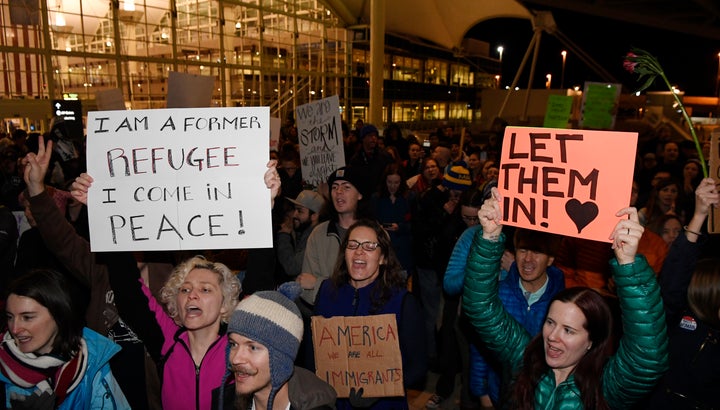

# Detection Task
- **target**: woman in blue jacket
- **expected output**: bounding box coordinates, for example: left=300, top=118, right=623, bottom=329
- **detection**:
left=0, top=269, right=129, bottom=409
left=310, top=219, right=426, bottom=410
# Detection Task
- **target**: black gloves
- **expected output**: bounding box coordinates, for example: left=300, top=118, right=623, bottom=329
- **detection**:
left=348, top=387, right=379, bottom=409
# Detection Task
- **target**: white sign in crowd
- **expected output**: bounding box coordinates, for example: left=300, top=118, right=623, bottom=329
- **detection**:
left=86, top=106, right=273, bottom=252
left=296, top=95, right=345, bottom=187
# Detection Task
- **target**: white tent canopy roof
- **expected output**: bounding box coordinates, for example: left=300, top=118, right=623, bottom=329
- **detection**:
left=322, top=0, right=533, bottom=50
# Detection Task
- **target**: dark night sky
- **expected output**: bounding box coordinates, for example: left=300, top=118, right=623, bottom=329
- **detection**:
left=467, top=9, right=720, bottom=96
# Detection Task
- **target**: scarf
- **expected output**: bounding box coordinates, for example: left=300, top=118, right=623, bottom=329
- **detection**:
left=0, top=331, right=88, bottom=405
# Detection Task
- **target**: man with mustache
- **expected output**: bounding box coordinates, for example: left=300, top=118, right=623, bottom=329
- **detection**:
left=216, top=282, right=336, bottom=410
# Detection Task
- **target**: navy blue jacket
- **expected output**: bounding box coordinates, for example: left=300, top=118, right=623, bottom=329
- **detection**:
left=310, top=279, right=426, bottom=410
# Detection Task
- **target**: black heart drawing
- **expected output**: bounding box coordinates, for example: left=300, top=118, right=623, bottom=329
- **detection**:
left=565, top=199, right=599, bottom=234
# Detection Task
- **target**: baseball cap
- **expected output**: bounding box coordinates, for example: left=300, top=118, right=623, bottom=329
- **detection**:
left=286, top=190, right=325, bottom=213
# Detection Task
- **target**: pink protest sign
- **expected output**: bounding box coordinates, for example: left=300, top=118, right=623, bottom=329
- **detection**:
left=498, top=126, right=637, bottom=242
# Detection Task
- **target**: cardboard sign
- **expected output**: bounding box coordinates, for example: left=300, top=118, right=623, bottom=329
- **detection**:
left=95, top=89, right=126, bottom=111
left=710, top=131, right=720, bottom=233
left=166, top=71, right=214, bottom=108
left=498, top=126, right=637, bottom=242
left=296, top=95, right=345, bottom=187
left=86, top=107, right=273, bottom=252
left=311, top=314, right=404, bottom=398
left=580, top=82, right=621, bottom=130
left=270, top=117, right=281, bottom=152
left=543, top=94, right=573, bottom=129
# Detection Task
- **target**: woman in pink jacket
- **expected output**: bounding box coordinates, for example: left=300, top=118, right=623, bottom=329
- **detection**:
left=70, top=163, right=280, bottom=410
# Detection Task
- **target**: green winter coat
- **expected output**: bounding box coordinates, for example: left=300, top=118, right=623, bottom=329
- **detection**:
left=462, top=231, right=668, bottom=409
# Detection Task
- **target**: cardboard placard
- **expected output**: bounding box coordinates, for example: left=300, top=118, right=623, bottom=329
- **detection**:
left=498, top=126, right=637, bottom=242
left=270, top=117, right=281, bottom=152
left=95, top=88, right=126, bottom=111
left=710, top=131, right=720, bottom=233
left=86, top=106, right=272, bottom=251
left=296, top=95, right=345, bottom=187
left=311, top=314, right=404, bottom=398
left=166, top=71, right=214, bottom=108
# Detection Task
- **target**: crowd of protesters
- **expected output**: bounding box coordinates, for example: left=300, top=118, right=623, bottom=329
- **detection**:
left=0, top=116, right=718, bottom=410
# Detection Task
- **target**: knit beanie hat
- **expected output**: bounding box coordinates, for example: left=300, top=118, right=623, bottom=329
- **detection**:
left=442, top=164, right=472, bottom=191
left=327, top=166, right=362, bottom=191
left=359, top=124, right=379, bottom=140
left=222, top=282, right=303, bottom=410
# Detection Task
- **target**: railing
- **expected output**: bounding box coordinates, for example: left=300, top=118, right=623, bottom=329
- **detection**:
left=269, top=77, right=311, bottom=117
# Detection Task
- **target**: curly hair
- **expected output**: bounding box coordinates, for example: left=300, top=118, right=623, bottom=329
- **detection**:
left=330, top=219, right=406, bottom=313
left=160, top=256, right=241, bottom=326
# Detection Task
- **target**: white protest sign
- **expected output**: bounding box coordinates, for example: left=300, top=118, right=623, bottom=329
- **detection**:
left=86, top=107, right=273, bottom=252
left=296, top=95, right=345, bottom=187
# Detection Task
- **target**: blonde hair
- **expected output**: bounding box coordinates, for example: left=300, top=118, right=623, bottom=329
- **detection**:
left=160, top=256, right=241, bottom=325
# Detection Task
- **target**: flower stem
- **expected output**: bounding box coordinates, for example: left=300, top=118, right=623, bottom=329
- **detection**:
left=659, top=73, right=708, bottom=178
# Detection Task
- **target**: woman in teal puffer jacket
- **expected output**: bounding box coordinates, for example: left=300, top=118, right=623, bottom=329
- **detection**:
left=463, top=188, right=668, bottom=410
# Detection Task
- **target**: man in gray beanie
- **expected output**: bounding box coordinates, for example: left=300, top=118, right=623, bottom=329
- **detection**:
left=217, top=282, right=336, bottom=410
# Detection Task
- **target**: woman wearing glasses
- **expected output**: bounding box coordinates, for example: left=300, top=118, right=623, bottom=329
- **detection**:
left=309, top=219, right=427, bottom=410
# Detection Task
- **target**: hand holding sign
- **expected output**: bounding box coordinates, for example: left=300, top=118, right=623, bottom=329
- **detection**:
left=694, top=178, right=720, bottom=220
left=479, top=187, right=504, bottom=241
left=71, top=173, right=93, bottom=205
left=609, top=207, right=642, bottom=265
left=264, top=159, right=281, bottom=207
left=349, top=388, right=379, bottom=408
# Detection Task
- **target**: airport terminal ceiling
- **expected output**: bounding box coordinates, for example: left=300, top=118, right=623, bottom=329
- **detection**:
left=322, top=0, right=720, bottom=49
left=517, top=0, right=720, bottom=41
left=320, top=0, right=533, bottom=50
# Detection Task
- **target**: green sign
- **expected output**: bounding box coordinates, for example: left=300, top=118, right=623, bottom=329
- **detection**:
left=543, top=94, right=573, bottom=128
left=581, top=82, right=621, bottom=130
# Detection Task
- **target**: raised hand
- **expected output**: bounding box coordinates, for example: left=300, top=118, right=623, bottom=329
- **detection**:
left=264, top=159, right=281, bottom=207
left=693, top=177, right=719, bottom=218
left=610, top=207, right=643, bottom=265
left=683, top=177, right=720, bottom=243
left=71, top=173, right=94, bottom=205
left=478, top=187, right=503, bottom=240
left=21, top=135, right=53, bottom=196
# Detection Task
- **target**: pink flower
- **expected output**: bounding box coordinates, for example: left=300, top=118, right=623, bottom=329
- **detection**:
left=623, top=53, right=638, bottom=73
left=624, top=48, right=708, bottom=178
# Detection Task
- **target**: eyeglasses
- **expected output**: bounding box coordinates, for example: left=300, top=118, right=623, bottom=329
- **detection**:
left=462, top=215, right=479, bottom=223
left=346, top=240, right=379, bottom=251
